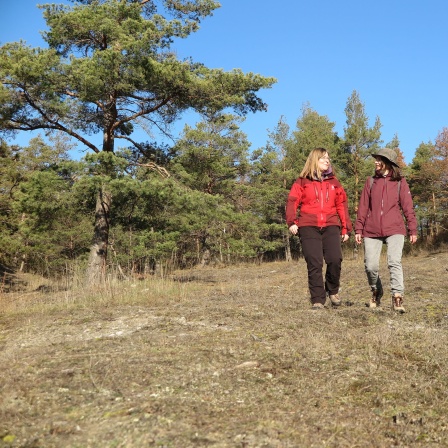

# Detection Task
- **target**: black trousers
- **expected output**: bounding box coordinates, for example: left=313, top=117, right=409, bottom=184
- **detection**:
left=299, top=226, right=343, bottom=305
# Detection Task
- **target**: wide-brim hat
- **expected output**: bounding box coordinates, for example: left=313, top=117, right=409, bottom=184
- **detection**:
left=371, top=147, right=399, bottom=167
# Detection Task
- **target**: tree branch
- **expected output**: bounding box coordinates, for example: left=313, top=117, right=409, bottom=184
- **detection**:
left=112, top=97, right=172, bottom=128
left=13, top=90, right=101, bottom=153
left=131, top=160, right=170, bottom=178
left=114, top=135, right=170, bottom=178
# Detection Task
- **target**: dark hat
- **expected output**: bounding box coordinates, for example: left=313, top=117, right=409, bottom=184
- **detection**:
left=371, top=147, right=399, bottom=167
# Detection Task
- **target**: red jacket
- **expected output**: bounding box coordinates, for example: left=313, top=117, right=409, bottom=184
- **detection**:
left=286, top=174, right=352, bottom=235
left=355, top=174, right=417, bottom=237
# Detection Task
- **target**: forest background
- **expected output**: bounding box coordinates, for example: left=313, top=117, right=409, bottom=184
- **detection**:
left=0, top=0, right=447, bottom=286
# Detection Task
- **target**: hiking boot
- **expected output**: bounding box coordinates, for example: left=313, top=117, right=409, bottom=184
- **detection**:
left=329, top=294, right=341, bottom=307
left=311, top=303, right=325, bottom=310
left=392, top=294, right=405, bottom=313
left=369, top=287, right=383, bottom=308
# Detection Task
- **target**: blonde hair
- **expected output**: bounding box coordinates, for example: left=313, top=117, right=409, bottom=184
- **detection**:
left=300, top=148, right=329, bottom=180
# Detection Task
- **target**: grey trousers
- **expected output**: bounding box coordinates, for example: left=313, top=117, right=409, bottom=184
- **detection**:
left=363, top=235, right=405, bottom=296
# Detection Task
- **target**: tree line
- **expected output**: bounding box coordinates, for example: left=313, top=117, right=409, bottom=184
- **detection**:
left=1, top=1, right=447, bottom=283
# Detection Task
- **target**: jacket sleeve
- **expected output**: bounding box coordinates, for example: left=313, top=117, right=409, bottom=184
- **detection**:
left=334, top=184, right=352, bottom=235
left=285, top=178, right=303, bottom=227
left=399, top=178, right=418, bottom=235
left=340, top=187, right=353, bottom=234
left=355, top=178, right=371, bottom=235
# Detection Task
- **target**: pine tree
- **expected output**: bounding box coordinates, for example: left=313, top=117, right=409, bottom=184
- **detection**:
left=340, top=90, right=382, bottom=214
left=0, top=0, right=276, bottom=284
left=408, top=141, right=439, bottom=240
left=171, top=113, right=250, bottom=196
left=0, top=136, right=91, bottom=275
left=290, top=103, right=339, bottom=167
left=249, top=117, right=295, bottom=261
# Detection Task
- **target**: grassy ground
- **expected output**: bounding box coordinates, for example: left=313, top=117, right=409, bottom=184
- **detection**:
left=1, top=249, right=448, bottom=447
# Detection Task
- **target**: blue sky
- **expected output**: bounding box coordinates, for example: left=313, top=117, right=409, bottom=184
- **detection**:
left=1, top=0, right=447, bottom=164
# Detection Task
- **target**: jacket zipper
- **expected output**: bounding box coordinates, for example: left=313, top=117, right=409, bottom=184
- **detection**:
left=380, top=177, right=386, bottom=235
left=320, top=182, right=325, bottom=226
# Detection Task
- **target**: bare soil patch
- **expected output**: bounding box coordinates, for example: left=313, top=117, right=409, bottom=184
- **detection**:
left=1, top=251, right=448, bottom=447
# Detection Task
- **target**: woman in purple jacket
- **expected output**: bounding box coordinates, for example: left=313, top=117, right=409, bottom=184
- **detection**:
left=355, top=148, right=418, bottom=313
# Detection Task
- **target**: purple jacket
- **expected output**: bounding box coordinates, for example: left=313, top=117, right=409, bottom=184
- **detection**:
left=355, top=174, right=417, bottom=237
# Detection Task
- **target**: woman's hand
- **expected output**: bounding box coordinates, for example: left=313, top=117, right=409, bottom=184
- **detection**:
left=341, top=234, right=349, bottom=243
left=289, top=224, right=298, bottom=235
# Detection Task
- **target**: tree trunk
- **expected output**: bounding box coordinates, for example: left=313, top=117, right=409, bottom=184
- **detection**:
left=432, top=192, right=439, bottom=235
left=86, top=112, right=116, bottom=285
left=86, top=186, right=112, bottom=285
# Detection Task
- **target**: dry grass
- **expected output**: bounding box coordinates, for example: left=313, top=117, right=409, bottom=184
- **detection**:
left=1, top=250, right=448, bottom=447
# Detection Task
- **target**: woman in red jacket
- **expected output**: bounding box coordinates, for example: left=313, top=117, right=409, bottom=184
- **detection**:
left=286, top=148, right=352, bottom=310
left=355, top=148, right=418, bottom=313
